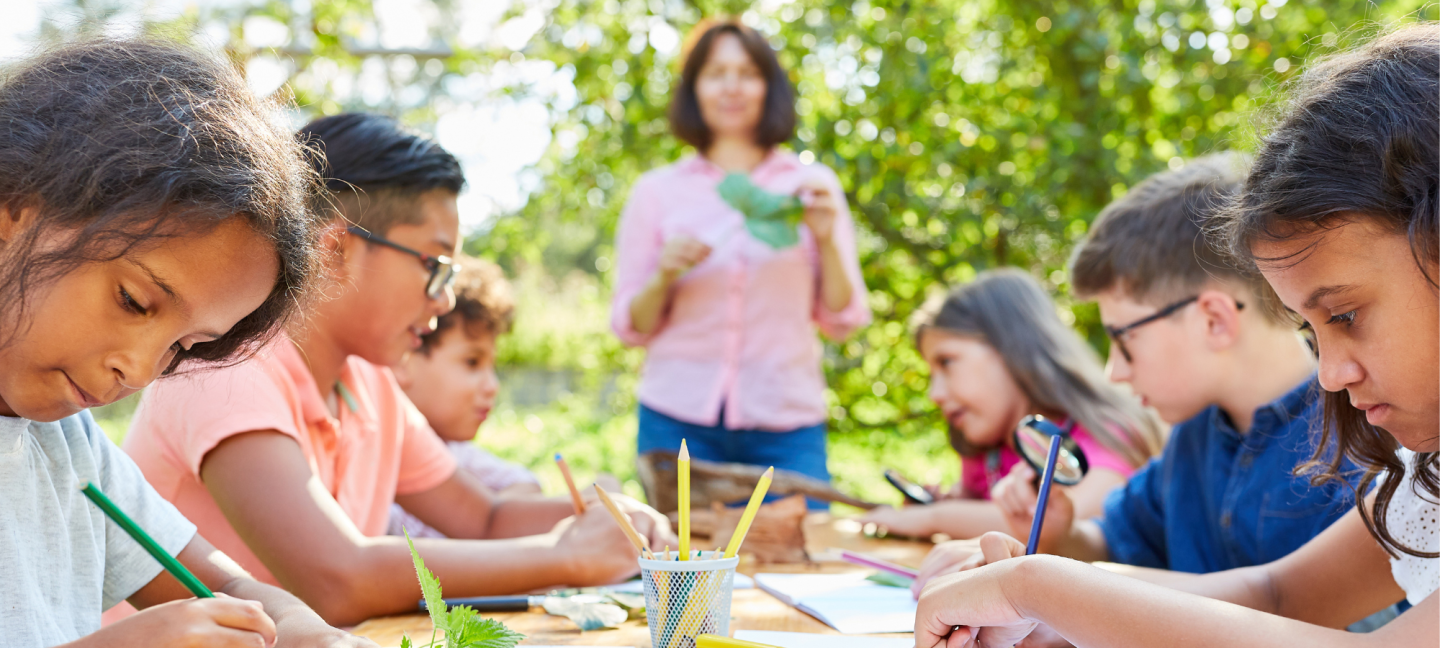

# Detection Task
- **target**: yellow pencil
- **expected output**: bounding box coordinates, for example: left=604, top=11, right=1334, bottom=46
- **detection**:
left=593, top=484, right=651, bottom=557
left=554, top=453, right=587, bottom=515
left=723, top=466, right=773, bottom=559
left=678, top=440, right=691, bottom=561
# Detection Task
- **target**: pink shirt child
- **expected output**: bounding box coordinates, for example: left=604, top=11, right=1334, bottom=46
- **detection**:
left=612, top=151, right=871, bottom=431
left=960, top=422, right=1137, bottom=500
left=123, top=336, right=457, bottom=586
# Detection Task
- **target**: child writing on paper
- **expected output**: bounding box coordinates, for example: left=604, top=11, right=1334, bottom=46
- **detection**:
left=0, top=39, right=371, bottom=648
left=913, top=25, right=1437, bottom=648
left=914, top=154, right=1379, bottom=622
left=858, top=269, right=1164, bottom=539
left=124, top=112, right=677, bottom=627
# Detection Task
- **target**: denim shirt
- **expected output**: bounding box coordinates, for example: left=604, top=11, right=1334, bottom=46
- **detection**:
left=1100, top=378, right=1359, bottom=572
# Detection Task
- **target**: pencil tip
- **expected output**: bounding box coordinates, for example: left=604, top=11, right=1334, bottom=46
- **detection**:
left=764, top=466, right=775, bottom=475
left=678, top=440, right=689, bottom=460
left=554, top=453, right=563, bottom=462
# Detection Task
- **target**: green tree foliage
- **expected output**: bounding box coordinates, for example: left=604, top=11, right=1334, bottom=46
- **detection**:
left=44, top=0, right=1435, bottom=502
left=479, top=0, right=1432, bottom=450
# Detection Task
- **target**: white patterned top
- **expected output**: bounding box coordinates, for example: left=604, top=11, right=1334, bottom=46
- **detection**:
left=1386, top=448, right=1439, bottom=605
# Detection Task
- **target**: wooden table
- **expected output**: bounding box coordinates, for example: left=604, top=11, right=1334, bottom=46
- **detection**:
left=352, top=515, right=938, bottom=647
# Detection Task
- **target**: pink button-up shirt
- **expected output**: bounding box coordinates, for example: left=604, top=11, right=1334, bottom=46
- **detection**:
left=611, top=151, right=871, bottom=431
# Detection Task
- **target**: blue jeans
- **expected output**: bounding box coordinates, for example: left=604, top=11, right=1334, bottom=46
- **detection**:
left=637, top=404, right=831, bottom=510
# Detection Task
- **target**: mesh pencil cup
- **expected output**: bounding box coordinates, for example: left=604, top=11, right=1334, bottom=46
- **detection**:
left=640, top=551, right=739, bottom=648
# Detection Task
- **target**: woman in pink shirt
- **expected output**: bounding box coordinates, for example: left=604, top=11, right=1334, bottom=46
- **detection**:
left=612, top=20, right=870, bottom=507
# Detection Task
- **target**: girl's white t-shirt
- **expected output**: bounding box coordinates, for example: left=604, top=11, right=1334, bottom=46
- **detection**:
left=0, top=411, right=196, bottom=647
left=1386, top=448, right=1439, bottom=605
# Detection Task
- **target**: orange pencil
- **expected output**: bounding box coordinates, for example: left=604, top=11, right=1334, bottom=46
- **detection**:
left=555, top=453, right=587, bottom=515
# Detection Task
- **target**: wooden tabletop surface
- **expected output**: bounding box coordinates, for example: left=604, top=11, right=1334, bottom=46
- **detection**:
left=351, top=515, right=943, bottom=647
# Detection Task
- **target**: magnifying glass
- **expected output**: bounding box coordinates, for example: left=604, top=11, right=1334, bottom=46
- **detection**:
left=1013, top=415, right=1089, bottom=555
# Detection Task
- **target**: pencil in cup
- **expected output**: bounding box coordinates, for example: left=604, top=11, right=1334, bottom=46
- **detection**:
left=640, top=551, right=739, bottom=648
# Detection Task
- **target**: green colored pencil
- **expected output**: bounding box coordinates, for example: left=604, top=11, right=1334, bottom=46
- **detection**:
left=79, top=481, right=214, bottom=598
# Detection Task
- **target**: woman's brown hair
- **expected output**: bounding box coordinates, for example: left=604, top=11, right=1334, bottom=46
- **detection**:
left=914, top=268, right=1167, bottom=467
left=0, top=38, right=324, bottom=372
left=669, top=19, right=796, bottom=151
left=1216, top=24, right=1438, bottom=558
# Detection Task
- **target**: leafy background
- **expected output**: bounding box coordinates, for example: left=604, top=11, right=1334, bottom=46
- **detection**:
left=48, top=0, right=1433, bottom=508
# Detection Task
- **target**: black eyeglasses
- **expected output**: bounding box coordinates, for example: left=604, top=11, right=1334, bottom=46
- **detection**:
left=1104, top=296, right=1245, bottom=363
left=346, top=225, right=456, bottom=299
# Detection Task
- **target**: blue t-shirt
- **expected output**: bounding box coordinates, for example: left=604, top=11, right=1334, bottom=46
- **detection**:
left=1100, top=378, right=1359, bottom=572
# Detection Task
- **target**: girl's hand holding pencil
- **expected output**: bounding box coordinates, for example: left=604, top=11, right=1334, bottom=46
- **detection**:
left=89, top=596, right=279, bottom=648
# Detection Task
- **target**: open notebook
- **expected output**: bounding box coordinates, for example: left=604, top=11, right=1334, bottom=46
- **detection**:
left=753, top=573, right=917, bottom=634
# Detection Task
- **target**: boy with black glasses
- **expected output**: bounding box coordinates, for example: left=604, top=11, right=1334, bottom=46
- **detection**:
left=916, top=153, right=1362, bottom=592
left=123, top=113, right=675, bottom=625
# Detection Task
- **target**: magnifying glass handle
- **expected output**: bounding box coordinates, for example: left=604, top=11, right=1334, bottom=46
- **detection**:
left=1025, top=435, right=1064, bottom=556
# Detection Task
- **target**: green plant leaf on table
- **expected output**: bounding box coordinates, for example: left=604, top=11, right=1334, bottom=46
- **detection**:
left=717, top=173, right=804, bottom=249
left=865, top=571, right=915, bottom=588
left=403, top=529, right=525, bottom=648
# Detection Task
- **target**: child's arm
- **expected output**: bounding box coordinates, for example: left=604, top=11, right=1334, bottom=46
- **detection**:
left=124, top=536, right=375, bottom=648
left=200, top=430, right=674, bottom=625
left=916, top=542, right=1435, bottom=648
left=857, top=499, right=1009, bottom=539
left=916, top=506, right=1420, bottom=648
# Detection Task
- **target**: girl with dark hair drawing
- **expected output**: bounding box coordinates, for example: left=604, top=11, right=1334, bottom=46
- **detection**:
left=0, top=38, right=373, bottom=647
left=611, top=19, right=870, bottom=507
left=912, top=24, right=1437, bottom=648
left=859, top=269, right=1164, bottom=540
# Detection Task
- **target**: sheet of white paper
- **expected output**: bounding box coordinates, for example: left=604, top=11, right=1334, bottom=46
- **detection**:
left=754, top=573, right=917, bottom=634
left=605, top=572, right=754, bottom=594
left=733, top=630, right=911, bottom=648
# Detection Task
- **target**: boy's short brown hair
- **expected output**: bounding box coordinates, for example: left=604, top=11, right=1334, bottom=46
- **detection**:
left=419, top=255, right=513, bottom=354
left=1069, top=153, right=1287, bottom=324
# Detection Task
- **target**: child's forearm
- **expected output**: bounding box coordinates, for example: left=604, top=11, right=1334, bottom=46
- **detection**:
left=927, top=499, right=1012, bottom=538
left=1015, top=556, right=1367, bottom=648
left=485, top=496, right=577, bottom=538
left=220, top=578, right=370, bottom=647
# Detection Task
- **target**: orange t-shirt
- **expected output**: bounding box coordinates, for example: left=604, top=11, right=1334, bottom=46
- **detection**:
left=123, top=336, right=457, bottom=586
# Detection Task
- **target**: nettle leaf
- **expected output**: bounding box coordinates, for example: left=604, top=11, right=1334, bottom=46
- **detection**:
left=717, top=173, right=804, bottom=249
left=400, top=637, right=413, bottom=648
left=402, top=529, right=526, bottom=648
left=404, top=529, right=448, bottom=632
left=443, top=609, right=526, bottom=648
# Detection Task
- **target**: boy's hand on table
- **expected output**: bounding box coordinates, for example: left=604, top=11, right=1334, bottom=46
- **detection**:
left=857, top=505, right=936, bottom=538
left=913, top=532, right=1037, bottom=648
left=991, top=463, right=1074, bottom=555
left=77, top=595, right=276, bottom=648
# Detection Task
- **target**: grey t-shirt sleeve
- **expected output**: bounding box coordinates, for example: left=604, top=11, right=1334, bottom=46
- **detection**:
left=78, top=411, right=198, bottom=609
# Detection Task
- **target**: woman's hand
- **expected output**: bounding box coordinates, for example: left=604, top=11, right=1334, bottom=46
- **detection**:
left=657, top=236, right=712, bottom=284
left=914, top=532, right=1038, bottom=648
left=798, top=179, right=839, bottom=246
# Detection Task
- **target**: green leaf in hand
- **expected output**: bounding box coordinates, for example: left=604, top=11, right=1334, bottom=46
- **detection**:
left=717, top=173, right=804, bottom=249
